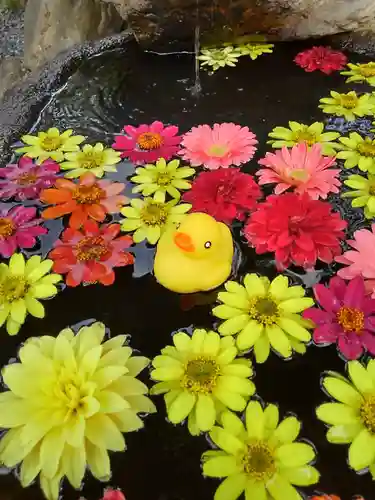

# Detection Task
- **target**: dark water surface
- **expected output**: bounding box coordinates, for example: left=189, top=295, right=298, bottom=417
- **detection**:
left=2, top=41, right=375, bottom=500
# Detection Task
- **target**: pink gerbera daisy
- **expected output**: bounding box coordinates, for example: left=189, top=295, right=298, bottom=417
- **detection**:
left=112, top=121, right=181, bottom=164
left=256, top=143, right=341, bottom=199
left=294, top=46, right=347, bottom=74
left=0, top=205, right=47, bottom=257
left=178, top=123, right=258, bottom=170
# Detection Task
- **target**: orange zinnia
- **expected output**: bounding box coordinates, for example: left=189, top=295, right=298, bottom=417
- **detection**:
left=40, top=172, right=127, bottom=229
left=311, top=496, right=341, bottom=500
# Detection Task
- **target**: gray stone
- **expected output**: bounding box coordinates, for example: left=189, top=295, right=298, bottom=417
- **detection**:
left=0, top=56, right=28, bottom=100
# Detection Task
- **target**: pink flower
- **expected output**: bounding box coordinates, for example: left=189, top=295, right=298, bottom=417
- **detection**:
left=303, top=276, right=375, bottom=360
left=112, top=121, right=181, bottom=164
left=102, top=489, right=126, bottom=500
left=0, top=157, right=60, bottom=201
left=179, top=123, right=258, bottom=170
left=0, top=206, right=47, bottom=257
left=256, top=143, right=341, bottom=200
left=336, top=223, right=375, bottom=298
left=294, top=46, right=348, bottom=74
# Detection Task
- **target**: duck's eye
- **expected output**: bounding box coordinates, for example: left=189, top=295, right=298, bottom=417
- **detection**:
left=204, top=241, right=212, bottom=249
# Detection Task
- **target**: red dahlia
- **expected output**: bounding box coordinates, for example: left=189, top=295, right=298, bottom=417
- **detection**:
left=182, top=168, right=262, bottom=224
left=294, top=46, right=347, bottom=74
left=244, top=193, right=347, bottom=270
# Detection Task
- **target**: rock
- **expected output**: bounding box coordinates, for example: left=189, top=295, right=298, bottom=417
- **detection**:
left=0, top=56, right=28, bottom=100
left=24, top=0, right=123, bottom=71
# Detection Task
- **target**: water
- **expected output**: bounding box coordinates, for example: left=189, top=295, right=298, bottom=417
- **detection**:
left=1, top=40, right=375, bottom=500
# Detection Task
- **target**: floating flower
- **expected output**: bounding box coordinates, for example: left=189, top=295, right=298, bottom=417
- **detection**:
left=15, top=128, right=85, bottom=163
left=212, top=273, right=314, bottom=362
left=131, top=158, right=194, bottom=202
left=150, top=328, right=255, bottom=435
left=0, top=205, right=47, bottom=257
left=198, top=46, right=242, bottom=71
left=244, top=193, right=347, bottom=270
left=102, top=489, right=126, bottom=500
left=267, top=121, right=340, bottom=156
left=341, top=62, right=375, bottom=86
left=336, top=133, right=375, bottom=173
left=237, top=42, right=274, bottom=60
left=0, top=157, right=59, bottom=201
left=49, top=220, right=134, bottom=287
left=316, top=359, right=375, bottom=474
left=120, top=198, right=191, bottom=245
left=182, top=168, right=262, bottom=224
left=310, top=496, right=341, bottom=500
left=113, top=121, right=181, bottom=164
left=0, top=321, right=155, bottom=500
left=257, top=143, right=340, bottom=199
left=319, top=91, right=374, bottom=121
left=336, top=224, right=375, bottom=298
left=0, top=253, right=61, bottom=335
left=303, top=276, right=375, bottom=359
left=179, top=123, right=258, bottom=170
left=203, top=400, right=319, bottom=500
left=342, top=173, right=375, bottom=219
left=40, top=173, right=127, bottom=229
left=60, top=143, right=121, bottom=179
left=294, top=46, right=347, bottom=74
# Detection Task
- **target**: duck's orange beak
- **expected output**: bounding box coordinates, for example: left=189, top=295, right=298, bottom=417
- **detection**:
left=174, top=232, right=195, bottom=252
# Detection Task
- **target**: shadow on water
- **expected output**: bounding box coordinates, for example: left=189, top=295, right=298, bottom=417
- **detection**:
left=2, top=40, right=375, bottom=499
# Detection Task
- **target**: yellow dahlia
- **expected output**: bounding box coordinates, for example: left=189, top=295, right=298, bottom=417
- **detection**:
left=237, top=42, right=274, bottom=60
left=318, top=91, right=374, bottom=121
left=60, top=143, right=121, bottom=179
left=336, top=132, right=375, bottom=173
left=342, top=173, right=375, bottom=219
left=198, top=46, right=242, bottom=72
left=0, top=321, right=155, bottom=500
left=150, top=328, right=255, bottom=435
left=341, top=62, right=375, bottom=86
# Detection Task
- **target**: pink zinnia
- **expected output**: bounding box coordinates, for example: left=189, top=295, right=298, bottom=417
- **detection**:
left=336, top=223, right=375, bottom=298
left=102, top=489, right=126, bottom=500
left=0, top=205, right=47, bottom=257
left=112, top=121, right=181, bottom=164
left=294, top=46, right=347, bottom=74
left=303, top=276, right=375, bottom=360
left=179, top=123, right=258, bottom=170
left=0, top=157, right=60, bottom=201
left=256, top=143, right=341, bottom=200
left=244, top=193, right=347, bottom=270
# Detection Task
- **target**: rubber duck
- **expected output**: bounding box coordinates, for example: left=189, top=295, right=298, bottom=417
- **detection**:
left=154, top=212, right=234, bottom=293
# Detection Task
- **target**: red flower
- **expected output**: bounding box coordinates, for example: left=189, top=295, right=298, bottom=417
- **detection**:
left=49, top=220, right=134, bottom=286
left=182, top=168, right=262, bottom=224
left=244, top=193, right=347, bottom=270
left=102, top=489, right=126, bottom=500
left=294, top=46, right=347, bottom=74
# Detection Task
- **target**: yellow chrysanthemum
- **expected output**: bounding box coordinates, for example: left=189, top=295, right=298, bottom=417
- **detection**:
left=342, top=173, right=375, bottom=219
left=203, top=400, right=319, bottom=500
left=131, top=158, right=195, bottom=202
left=212, top=273, right=314, bottom=363
left=341, top=62, right=375, bottom=86
left=16, top=128, right=85, bottom=164
left=120, top=197, right=191, bottom=245
left=150, top=328, right=255, bottom=435
left=267, top=121, right=340, bottom=156
left=318, top=91, right=375, bottom=121
left=0, top=253, right=61, bottom=335
left=317, top=359, right=375, bottom=476
left=237, top=43, right=274, bottom=60
left=198, top=46, right=242, bottom=72
left=0, top=321, right=155, bottom=500
left=60, top=143, right=121, bottom=179
left=336, top=132, right=375, bottom=172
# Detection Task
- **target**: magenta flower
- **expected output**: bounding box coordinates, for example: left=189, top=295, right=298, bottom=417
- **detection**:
left=112, top=121, right=181, bottom=164
left=0, top=157, right=60, bottom=201
left=0, top=206, right=47, bottom=257
left=303, top=276, right=375, bottom=360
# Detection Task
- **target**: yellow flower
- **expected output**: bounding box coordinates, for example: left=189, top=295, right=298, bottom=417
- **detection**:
left=120, top=197, right=191, bottom=244
left=267, top=121, right=340, bottom=156
left=203, top=400, right=319, bottom=500
left=0, top=253, right=61, bottom=335
left=212, top=274, right=314, bottom=363
left=237, top=42, right=274, bottom=60
left=341, top=62, right=375, bottom=86
left=342, top=174, right=375, bottom=219
left=318, top=91, right=375, bottom=121
left=198, top=46, right=242, bottom=72
left=16, top=128, right=85, bottom=164
left=316, top=359, right=375, bottom=475
left=0, top=321, right=156, bottom=500
left=131, top=158, right=195, bottom=202
left=336, top=132, right=375, bottom=172
left=150, top=328, right=255, bottom=435
left=60, top=143, right=121, bottom=179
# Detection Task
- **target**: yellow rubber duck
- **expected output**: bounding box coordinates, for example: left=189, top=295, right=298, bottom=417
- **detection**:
left=154, top=212, right=234, bottom=293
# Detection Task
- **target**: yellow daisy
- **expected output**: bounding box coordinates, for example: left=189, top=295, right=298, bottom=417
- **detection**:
left=198, top=46, right=242, bottom=72
left=237, top=43, right=274, bottom=60
left=341, top=62, right=375, bottom=86
left=60, top=143, right=121, bottom=178
left=342, top=173, right=375, bottom=219
left=318, top=91, right=375, bottom=121
left=336, top=132, right=375, bottom=172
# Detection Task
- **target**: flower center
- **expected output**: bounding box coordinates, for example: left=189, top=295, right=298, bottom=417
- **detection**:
left=0, top=276, right=29, bottom=302
left=0, top=218, right=16, bottom=238
left=80, top=152, right=103, bottom=170
left=56, top=370, right=91, bottom=416
left=156, top=172, right=172, bottom=186
left=360, top=394, right=375, bottom=434
left=41, top=136, right=62, bottom=151
left=357, top=138, right=375, bottom=157
left=369, top=184, right=375, bottom=195
left=137, top=132, right=164, bottom=151
left=248, top=297, right=279, bottom=325
left=359, top=63, right=375, bottom=78
left=340, top=95, right=358, bottom=109
left=295, top=130, right=316, bottom=146
left=72, top=184, right=105, bottom=204
left=181, top=356, right=220, bottom=394
left=289, top=168, right=309, bottom=182
left=75, top=236, right=109, bottom=261
left=336, top=306, right=365, bottom=332
left=242, top=442, right=276, bottom=481
left=208, top=144, right=229, bottom=158
left=140, top=202, right=168, bottom=226
left=16, top=172, right=38, bottom=185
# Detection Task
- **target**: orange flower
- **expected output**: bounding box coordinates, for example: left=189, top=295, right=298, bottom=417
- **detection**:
left=40, top=172, right=127, bottom=229
left=311, top=496, right=341, bottom=500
